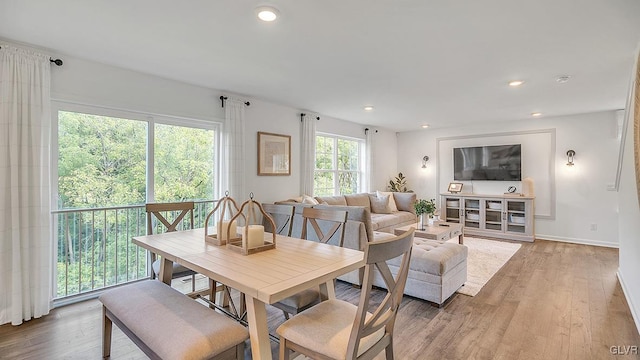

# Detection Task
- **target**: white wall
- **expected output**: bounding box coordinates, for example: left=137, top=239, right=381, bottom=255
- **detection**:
left=397, top=111, right=621, bottom=246
left=618, top=87, right=640, bottom=333
left=48, top=50, right=398, bottom=205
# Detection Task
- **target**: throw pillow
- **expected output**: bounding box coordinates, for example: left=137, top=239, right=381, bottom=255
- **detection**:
left=393, top=192, right=417, bottom=213
left=301, top=194, right=319, bottom=205
left=369, top=194, right=392, bottom=214
left=376, top=191, right=399, bottom=212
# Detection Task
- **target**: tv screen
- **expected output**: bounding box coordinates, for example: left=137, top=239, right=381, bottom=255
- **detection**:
left=453, top=144, right=521, bottom=181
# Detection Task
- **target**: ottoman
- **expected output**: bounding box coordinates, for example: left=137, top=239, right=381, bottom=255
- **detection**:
left=373, top=237, right=468, bottom=306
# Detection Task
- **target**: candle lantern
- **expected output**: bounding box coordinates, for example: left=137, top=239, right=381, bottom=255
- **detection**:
left=227, top=192, right=277, bottom=255
left=204, top=191, right=241, bottom=245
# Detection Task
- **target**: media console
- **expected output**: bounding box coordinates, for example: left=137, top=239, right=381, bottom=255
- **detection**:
left=440, top=193, right=535, bottom=242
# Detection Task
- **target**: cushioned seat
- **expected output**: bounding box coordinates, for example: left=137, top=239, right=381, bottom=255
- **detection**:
left=99, top=280, right=248, bottom=360
left=374, top=238, right=468, bottom=306
left=151, top=260, right=194, bottom=278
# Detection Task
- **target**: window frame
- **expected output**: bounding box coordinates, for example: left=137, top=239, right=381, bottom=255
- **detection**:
left=314, top=132, right=365, bottom=196
left=50, top=101, right=222, bottom=208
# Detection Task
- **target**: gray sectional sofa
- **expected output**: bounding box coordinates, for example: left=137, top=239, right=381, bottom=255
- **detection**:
left=270, top=192, right=467, bottom=305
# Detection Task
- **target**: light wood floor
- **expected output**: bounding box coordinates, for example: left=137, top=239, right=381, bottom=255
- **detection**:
left=1, top=240, right=639, bottom=359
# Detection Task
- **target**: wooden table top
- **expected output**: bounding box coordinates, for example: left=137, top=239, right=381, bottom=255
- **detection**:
left=132, top=228, right=365, bottom=304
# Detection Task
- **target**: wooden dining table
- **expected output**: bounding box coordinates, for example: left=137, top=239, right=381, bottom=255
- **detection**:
left=132, top=228, right=365, bottom=360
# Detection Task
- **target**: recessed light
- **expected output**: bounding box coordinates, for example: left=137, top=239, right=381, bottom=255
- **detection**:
left=556, top=75, right=571, bottom=83
left=531, top=112, right=542, bottom=117
left=363, top=106, right=374, bottom=111
left=421, top=124, right=430, bottom=129
left=256, top=6, right=279, bottom=22
left=508, top=80, right=525, bottom=87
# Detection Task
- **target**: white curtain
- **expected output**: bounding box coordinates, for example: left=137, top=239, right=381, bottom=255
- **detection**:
left=221, top=98, right=246, bottom=199
left=364, top=127, right=376, bottom=192
left=0, top=44, right=52, bottom=325
left=300, top=113, right=317, bottom=195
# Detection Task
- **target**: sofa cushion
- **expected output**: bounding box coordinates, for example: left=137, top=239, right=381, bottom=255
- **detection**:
left=368, top=193, right=391, bottom=214
left=393, top=192, right=417, bottom=213
left=344, top=193, right=371, bottom=211
left=377, top=191, right=399, bottom=212
left=315, top=195, right=347, bottom=206
left=371, top=212, right=415, bottom=230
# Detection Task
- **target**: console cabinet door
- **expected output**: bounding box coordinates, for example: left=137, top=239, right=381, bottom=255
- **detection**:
left=483, top=199, right=504, bottom=232
left=504, top=199, right=533, bottom=236
left=442, top=196, right=462, bottom=223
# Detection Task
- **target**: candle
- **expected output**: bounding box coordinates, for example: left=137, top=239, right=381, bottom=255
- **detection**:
left=217, top=220, right=237, bottom=241
left=244, top=225, right=264, bottom=249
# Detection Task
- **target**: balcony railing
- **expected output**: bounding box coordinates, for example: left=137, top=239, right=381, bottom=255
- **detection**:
left=52, top=200, right=215, bottom=302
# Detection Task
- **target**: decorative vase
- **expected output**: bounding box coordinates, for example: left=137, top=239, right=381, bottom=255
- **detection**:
left=418, top=213, right=426, bottom=231
left=428, top=215, right=435, bottom=227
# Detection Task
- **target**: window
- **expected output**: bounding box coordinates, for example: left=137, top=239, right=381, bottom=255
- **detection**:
left=57, top=110, right=148, bottom=208
left=55, top=105, right=219, bottom=208
left=314, top=134, right=364, bottom=196
left=154, top=123, right=216, bottom=202
left=52, top=102, right=219, bottom=299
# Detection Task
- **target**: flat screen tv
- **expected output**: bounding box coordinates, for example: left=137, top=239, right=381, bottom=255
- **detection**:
left=453, top=144, right=521, bottom=181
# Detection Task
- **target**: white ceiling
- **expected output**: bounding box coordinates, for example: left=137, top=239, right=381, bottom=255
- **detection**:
left=1, top=0, right=640, bottom=132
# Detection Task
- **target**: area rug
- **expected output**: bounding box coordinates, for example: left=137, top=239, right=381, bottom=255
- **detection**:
left=451, top=237, right=521, bottom=296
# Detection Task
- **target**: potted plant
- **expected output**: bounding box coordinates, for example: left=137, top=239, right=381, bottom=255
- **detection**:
left=388, top=172, right=413, bottom=192
left=414, top=198, right=436, bottom=230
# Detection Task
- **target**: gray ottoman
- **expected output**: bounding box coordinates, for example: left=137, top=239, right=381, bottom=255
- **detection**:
left=374, top=237, right=468, bottom=305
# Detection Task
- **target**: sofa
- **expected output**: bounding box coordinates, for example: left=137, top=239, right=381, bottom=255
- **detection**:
left=278, top=192, right=417, bottom=235
left=270, top=191, right=467, bottom=305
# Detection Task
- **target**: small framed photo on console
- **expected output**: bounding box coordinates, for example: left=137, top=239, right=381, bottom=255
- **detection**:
left=448, top=182, right=463, bottom=193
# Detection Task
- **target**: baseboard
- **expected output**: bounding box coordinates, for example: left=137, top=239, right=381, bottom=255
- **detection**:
left=535, top=234, right=618, bottom=248
left=617, top=270, right=640, bottom=336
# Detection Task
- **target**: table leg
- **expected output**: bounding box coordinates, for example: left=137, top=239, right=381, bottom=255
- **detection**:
left=318, top=280, right=336, bottom=301
left=459, top=234, right=464, bottom=245
left=245, top=295, right=272, bottom=360
left=158, top=258, right=173, bottom=285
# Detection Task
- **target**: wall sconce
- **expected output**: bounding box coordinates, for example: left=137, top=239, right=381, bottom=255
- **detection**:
left=566, top=150, right=575, bottom=166
left=421, top=155, right=430, bottom=168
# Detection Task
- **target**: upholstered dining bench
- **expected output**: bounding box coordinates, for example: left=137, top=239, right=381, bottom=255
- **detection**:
left=99, top=280, right=249, bottom=360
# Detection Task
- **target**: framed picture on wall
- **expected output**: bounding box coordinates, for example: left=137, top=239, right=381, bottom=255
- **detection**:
left=258, top=131, right=291, bottom=176
left=448, top=182, right=463, bottom=193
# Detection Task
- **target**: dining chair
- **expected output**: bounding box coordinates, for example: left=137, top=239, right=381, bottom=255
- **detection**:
left=262, top=203, right=295, bottom=236
left=277, top=228, right=415, bottom=360
left=300, top=207, right=348, bottom=246
left=146, top=202, right=224, bottom=303
left=272, top=207, right=348, bottom=319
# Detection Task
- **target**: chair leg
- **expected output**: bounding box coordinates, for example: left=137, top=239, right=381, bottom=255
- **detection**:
left=279, top=338, right=290, bottom=360
left=385, top=342, right=394, bottom=360
left=191, top=274, right=196, bottom=292
left=102, top=306, right=112, bottom=359
left=282, top=310, right=289, bottom=320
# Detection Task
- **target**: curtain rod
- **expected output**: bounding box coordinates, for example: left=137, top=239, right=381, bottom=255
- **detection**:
left=220, top=96, right=250, bottom=108
left=0, top=46, right=63, bottom=66
left=300, top=113, right=320, bottom=122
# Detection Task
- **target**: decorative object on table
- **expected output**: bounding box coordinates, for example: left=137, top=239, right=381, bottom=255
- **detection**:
left=448, top=182, right=463, bottom=193
left=414, top=198, right=436, bottom=230
left=204, top=191, right=241, bottom=246
left=257, top=131, right=291, bottom=176
left=388, top=172, right=413, bottom=192
left=227, top=192, right=277, bottom=255
left=522, top=177, right=535, bottom=196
